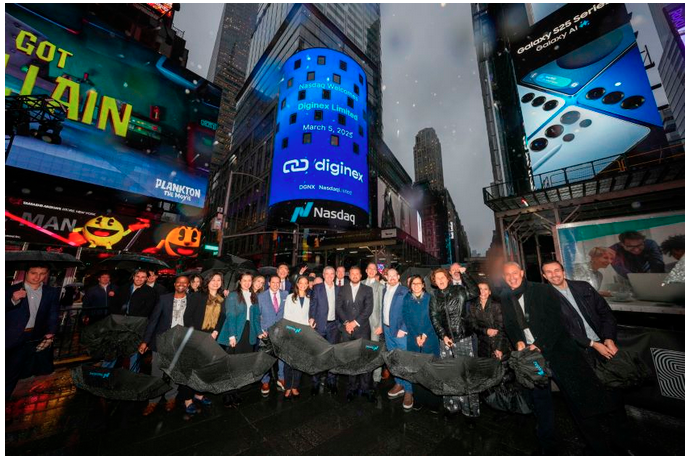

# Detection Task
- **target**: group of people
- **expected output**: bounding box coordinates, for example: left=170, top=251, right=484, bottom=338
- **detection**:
left=7, top=256, right=633, bottom=454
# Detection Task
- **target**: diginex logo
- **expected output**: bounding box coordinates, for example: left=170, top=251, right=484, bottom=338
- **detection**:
left=533, top=360, right=545, bottom=376
left=286, top=325, right=302, bottom=334
left=290, top=202, right=356, bottom=225
left=281, top=158, right=364, bottom=182
left=283, top=159, right=309, bottom=174
left=365, top=345, right=379, bottom=351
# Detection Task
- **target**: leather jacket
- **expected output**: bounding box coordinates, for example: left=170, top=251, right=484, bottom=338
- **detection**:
left=429, top=272, right=479, bottom=341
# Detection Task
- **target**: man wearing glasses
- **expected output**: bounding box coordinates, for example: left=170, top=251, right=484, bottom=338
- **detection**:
left=610, top=231, right=665, bottom=278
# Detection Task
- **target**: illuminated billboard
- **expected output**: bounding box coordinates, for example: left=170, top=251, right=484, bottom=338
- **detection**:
left=377, top=179, right=422, bottom=243
left=509, top=3, right=666, bottom=189
left=5, top=4, right=220, bottom=208
left=268, top=49, right=369, bottom=228
left=664, top=4, right=685, bottom=50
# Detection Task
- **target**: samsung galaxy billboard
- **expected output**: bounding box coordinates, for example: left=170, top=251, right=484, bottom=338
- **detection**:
left=5, top=4, right=220, bottom=208
left=509, top=3, right=667, bottom=189
left=268, top=49, right=369, bottom=229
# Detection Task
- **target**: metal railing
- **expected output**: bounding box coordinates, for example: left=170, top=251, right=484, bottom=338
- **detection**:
left=484, top=141, right=685, bottom=203
left=53, top=306, right=109, bottom=362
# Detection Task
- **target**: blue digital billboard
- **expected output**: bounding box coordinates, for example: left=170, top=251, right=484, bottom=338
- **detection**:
left=268, top=49, right=369, bottom=228
left=5, top=4, right=220, bottom=208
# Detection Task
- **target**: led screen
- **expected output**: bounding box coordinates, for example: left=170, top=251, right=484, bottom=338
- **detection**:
left=5, top=4, right=220, bottom=208
left=664, top=4, right=685, bottom=49
left=268, top=48, right=369, bottom=228
left=509, top=3, right=666, bottom=189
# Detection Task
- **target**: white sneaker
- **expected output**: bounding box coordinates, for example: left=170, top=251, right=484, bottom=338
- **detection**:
left=387, top=384, right=405, bottom=399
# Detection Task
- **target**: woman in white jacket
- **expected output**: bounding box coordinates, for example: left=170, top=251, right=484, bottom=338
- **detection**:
left=282, top=275, right=317, bottom=398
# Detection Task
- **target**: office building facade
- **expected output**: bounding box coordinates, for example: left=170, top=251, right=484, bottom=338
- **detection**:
left=413, top=128, right=445, bottom=191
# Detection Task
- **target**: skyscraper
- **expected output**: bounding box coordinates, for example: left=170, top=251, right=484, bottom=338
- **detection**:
left=208, top=3, right=259, bottom=166
left=413, top=127, right=445, bottom=191
left=206, top=3, right=384, bottom=264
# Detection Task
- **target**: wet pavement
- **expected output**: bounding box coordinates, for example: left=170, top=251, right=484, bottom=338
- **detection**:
left=6, top=367, right=685, bottom=456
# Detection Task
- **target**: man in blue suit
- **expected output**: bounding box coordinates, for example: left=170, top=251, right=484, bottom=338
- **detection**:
left=258, top=275, right=288, bottom=396
left=379, top=268, right=413, bottom=410
left=309, top=266, right=340, bottom=394
left=83, top=271, right=117, bottom=311
left=6, top=264, right=60, bottom=398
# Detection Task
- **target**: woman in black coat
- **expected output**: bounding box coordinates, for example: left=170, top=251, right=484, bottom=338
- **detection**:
left=429, top=266, right=479, bottom=417
left=467, top=281, right=509, bottom=360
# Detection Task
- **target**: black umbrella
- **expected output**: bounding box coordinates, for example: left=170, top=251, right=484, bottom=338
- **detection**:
left=81, top=315, right=147, bottom=361
left=399, top=267, right=433, bottom=282
left=382, top=349, right=437, bottom=382
left=6, top=250, right=85, bottom=270
left=268, top=319, right=336, bottom=374
left=330, top=339, right=386, bottom=375
left=594, top=349, right=652, bottom=389
left=220, top=254, right=256, bottom=270
left=71, top=365, right=172, bottom=401
left=509, top=349, right=552, bottom=389
left=419, top=356, right=504, bottom=395
left=258, top=266, right=278, bottom=277
left=96, top=253, right=170, bottom=270
left=156, top=326, right=275, bottom=393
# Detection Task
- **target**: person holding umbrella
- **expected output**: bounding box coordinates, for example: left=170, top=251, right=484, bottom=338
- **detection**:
left=467, top=281, right=509, bottom=360
left=282, top=275, right=316, bottom=398
left=429, top=265, right=479, bottom=417
left=218, top=272, right=261, bottom=407
left=6, top=264, right=60, bottom=398
left=175, top=272, right=227, bottom=415
left=402, top=275, right=441, bottom=412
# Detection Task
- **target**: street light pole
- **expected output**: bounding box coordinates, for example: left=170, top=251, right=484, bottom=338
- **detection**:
left=217, top=170, right=265, bottom=256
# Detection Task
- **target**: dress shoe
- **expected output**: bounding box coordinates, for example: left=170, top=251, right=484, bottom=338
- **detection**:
left=346, top=391, right=356, bottom=402
left=292, top=388, right=300, bottom=399
left=194, top=396, right=212, bottom=406
left=387, top=384, right=405, bottom=399
left=165, top=399, right=176, bottom=412
left=402, top=392, right=414, bottom=411
left=142, top=402, right=157, bottom=416
left=276, top=379, right=286, bottom=392
left=365, top=391, right=377, bottom=403
left=261, top=382, right=271, bottom=396
left=382, top=368, right=391, bottom=380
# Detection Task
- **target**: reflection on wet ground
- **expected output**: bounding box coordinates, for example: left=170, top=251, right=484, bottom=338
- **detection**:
left=6, top=368, right=684, bottom=456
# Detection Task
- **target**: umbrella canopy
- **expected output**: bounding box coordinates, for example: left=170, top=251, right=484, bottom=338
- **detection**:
left=258, top=266, right=278, bottom=277
left=399, top=267, right=433, bottom=282
left=382, top=349, right=437, bottom=382
left=509, top=349, right=552, bottom=389
left=220, top=254, right=256, bottom=270
left=268, top=319, right=336, bottom=374
left=6, top=251, right=85, bottom=270
left=71, top=365, right=172, bottom=401
left=663, top=258, right=685, bottom=285
left=330, top=339, right=386, bottom=375
left=96, top=253, right=170, bottom=270
left=594, top=349, right=652, bottom=388
left=419, top=356, right=504, bottom=395
left=81, top=315, right=147, bottom=361
left=156, top=326, right=275, bottom=393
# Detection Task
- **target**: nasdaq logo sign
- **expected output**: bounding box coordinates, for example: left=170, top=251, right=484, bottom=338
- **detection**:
left=290, top=202, right=314, bottom=223
left=290, top=202, right=356, bottom=225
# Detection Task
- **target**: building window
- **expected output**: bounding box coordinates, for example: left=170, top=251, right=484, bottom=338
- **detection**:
left=353, top=142, right=359, bottom=154
left=276, top=123, right=280, bottom=134
left=354, top=84, right=359, bottom=95
left=358, top=126, right=364, bottom=136
left=347, top=97, right=354, bottom=108
left=298, top=90, right=306, bottom=100
left=317, top=55, right=326, bottom=65
left=303, top=133, right=312, bottom=144
left=338, top=114, right=346, bottom=125
left=339, top=60, right=347, bottom=71
left=294, top=59, right=301, bottom=70
left=314, top=110, right=323, bottom=121
left=290, top=113, right=297, bottom=124
left=330, top=135, right=339, bottom=146
left=287, top=78, right=293, bottom=88
left=322, top=89, right=331, bottom=100
left=359, top=74, right=364, bottom=84
left=307, top=71, right=315, bottom=81
left=282, top=137, right=288, bottom=148
left=333, top=74, right=341, bottom=84
left=280, top=99, right=286, bottom=109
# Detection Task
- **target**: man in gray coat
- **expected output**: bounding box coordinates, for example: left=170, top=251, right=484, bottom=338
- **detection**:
left=364, top=262, right=384, bottom=384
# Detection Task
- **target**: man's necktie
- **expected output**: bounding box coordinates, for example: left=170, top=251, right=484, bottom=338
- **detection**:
left=273, top=292, right=279, bottom=313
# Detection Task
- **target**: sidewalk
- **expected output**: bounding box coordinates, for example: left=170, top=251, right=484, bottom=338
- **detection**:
left=5, top=367, right=684, bottom=456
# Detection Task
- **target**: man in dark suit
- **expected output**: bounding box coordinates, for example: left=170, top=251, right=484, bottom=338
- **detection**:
left=277, top=263, right=292, bottom=292
left=106, top=269, right=158, bottom=372
left=6, top=264, right=60, bottom=398
left=334, top=265, right=349, bottom=287
left=83, top=271, right=118, bottom=310
left=541, top=260, right=619, bottom=361
left=335, top=266, right=375, bottom=402
left=310, top=266, right=340, bottom=394
left=147, top=269, right=168, bottom=297
left=501, top=262, right=624, bottom=455
left=138, top=275, right=200, bottom=415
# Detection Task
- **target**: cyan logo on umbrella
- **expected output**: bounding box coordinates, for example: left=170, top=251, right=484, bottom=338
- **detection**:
left=290, top=202, right=313, bottom=223
left=286, top=325, right=302, bottom=334
left=365, top=345, right=379, bottom=351
left=533, top=360, right=545, bottom=376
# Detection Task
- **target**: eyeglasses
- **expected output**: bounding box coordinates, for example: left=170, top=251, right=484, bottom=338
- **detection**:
left=622, top=242, right=645, bottom=250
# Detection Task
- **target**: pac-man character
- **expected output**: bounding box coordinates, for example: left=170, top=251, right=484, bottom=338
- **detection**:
left=69, top=217, right=150, bottom=249
left=142, top=226, right=201, bottom=257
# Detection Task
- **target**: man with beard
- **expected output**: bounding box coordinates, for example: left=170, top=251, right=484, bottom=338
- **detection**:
left=500, top=262, right=625, bottom=455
